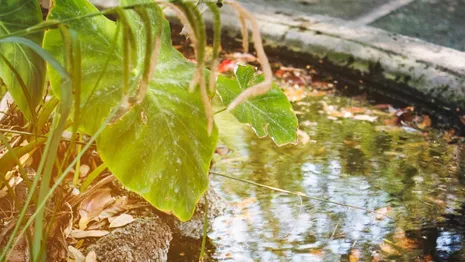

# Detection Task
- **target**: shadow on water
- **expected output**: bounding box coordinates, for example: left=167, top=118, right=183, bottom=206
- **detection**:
left=209, top=94, right=465, bottom=261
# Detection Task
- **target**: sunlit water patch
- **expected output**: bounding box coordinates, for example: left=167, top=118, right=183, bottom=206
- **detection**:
left=209, top=94, right=465, bottom=261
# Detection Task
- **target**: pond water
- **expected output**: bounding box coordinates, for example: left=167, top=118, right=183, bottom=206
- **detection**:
left=209, top=94, right=465, bottom=261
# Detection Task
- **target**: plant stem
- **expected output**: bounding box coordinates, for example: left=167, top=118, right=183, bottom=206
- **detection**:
left=210, top=171, right=392, bottom=219
left=199, top=197, right=209, bottom=261
left=0, top=128, right=94, bottom=146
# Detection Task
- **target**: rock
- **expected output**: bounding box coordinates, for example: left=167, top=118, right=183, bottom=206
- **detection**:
left=173, top=186, right=227, bottom=240
left=87, top=217, right=172, bottom=262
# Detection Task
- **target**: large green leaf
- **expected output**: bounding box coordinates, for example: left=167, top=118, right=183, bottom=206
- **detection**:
left=44, top=0, right=218, bottom=221
left=0, top=0, right=45, bottom=119
left=217, top=65, right=298, bottom=146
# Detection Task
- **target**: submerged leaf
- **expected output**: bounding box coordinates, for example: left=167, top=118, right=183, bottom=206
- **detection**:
left=44, top=0, right=218, bottom=221
left=0, top=0, right=45, bottom=119
left=217, top=65, right=298, bottom=146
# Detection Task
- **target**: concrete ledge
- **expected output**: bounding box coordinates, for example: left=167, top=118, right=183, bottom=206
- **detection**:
left=166, top=2, right=465, bottom=109
left=89, top=0, right=465, bottom=109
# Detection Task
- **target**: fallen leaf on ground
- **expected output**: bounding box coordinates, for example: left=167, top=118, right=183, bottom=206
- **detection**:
left=78, top=188, right=114, bottom=230
left=97, top=196, right=128, bottom=221
left=87, top=219, right=108, bottom=230
left=85, top=251, right=97, bottom=262
left=70, top=230, right=109, bottom=239
left=68, top=246, right=85, bottom=262
left=109, top=214, right=135, bottom=228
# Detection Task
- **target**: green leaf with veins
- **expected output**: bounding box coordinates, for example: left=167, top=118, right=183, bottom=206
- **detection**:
left=217, top=65, right=298, bottom=146
left=0, top=0, right=45, bottom=119
left=44, top=0, right=218, bottom=221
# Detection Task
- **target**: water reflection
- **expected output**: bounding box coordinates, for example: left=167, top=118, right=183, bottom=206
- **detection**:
left=210, top=95, right=465, bottom=261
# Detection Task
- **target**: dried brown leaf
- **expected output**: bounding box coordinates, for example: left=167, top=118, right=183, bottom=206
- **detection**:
left=86, top=219, right=108, bottom=231
left=97, top=196, right=128, bottom=221
left=68, top=246, right=85, bottom=262
left=78, top=188, right=114, bottom=230
left=109, top=214, right=135, bottom=228
left=69, top=230, right=109, bottom=239
left=85, top=251, right=97, bottom=262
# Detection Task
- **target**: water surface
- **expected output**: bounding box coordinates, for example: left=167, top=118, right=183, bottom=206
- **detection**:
left=210, top=94, right=465, bottom=261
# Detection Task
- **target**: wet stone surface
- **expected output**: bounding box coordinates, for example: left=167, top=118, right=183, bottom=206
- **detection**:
left=373, top=0, right=465, bottom=51
left=240, top=0, right=387, bottom=19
